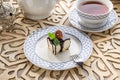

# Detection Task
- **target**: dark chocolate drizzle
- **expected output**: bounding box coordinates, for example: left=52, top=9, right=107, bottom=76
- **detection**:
left=47, top=37, right=70, bottom=55
left=47, top=37, right=55, bottom=54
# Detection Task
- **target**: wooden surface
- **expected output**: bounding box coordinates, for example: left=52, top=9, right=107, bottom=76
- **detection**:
left=0, top=0, right=120, bottom=80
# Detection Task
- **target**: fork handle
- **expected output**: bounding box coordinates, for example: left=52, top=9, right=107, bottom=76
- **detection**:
left=77, top=62, right=91, bottom=80
left=77, top=62, right=84, bottom=68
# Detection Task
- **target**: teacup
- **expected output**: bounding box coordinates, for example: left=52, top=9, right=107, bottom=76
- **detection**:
left=17, top=0, right=58, bottom=20
left=75, top=0, right=113, bottom=28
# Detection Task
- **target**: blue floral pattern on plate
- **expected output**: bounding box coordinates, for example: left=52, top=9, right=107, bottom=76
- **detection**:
left=24, top=26, right=93, bottom=70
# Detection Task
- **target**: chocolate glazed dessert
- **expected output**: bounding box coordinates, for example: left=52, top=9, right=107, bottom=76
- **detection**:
left=47, top=30, right=71, bottom=55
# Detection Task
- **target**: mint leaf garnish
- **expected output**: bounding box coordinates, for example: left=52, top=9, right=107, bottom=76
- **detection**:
left=48, top=32, right=55, bottom=40
left=53, top=38, right=60, bottom=46
left=48, top=32, right=60, bottom=46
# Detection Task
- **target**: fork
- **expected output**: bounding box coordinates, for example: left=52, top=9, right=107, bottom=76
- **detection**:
left=71, top=55, right=91, bottom=80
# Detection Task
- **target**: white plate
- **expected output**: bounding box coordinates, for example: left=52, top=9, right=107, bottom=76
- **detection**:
left=24, top=26, right=93, bottom=70
left=68, top=9, right=118, bottom=32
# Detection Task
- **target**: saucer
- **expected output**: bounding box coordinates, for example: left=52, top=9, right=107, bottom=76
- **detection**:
left=68, top=9, right=118, bottom=32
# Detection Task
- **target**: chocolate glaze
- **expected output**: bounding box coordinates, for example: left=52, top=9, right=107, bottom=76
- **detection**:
left=59, top=38, right=70, bottom=52
left=47, top=37, right=55, bottom=54
left=47, top=37, right=70, bottom=55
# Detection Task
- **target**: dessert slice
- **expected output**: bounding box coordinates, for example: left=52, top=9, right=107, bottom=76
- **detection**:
left=47, top=30, right=71, bottom=55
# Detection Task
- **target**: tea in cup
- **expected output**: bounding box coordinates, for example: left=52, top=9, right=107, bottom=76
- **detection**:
left=75, top=0, right=113, bottom=28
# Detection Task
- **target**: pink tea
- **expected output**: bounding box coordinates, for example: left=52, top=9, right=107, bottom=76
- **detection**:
left=78, top=1, right=109, bottom=15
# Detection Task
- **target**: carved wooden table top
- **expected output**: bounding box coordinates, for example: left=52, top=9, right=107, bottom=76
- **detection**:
left=0, top=0, right=120, bottom=80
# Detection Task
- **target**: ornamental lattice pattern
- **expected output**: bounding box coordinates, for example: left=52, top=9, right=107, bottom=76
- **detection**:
left=0, top=0, right=120, bottom=80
